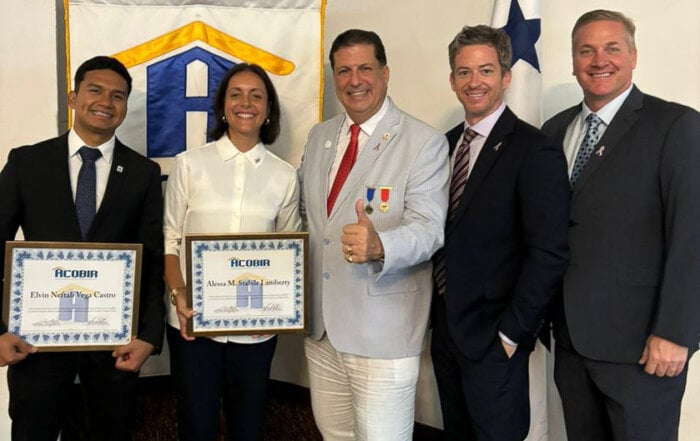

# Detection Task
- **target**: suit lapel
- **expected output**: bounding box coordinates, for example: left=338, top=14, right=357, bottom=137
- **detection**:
left=572, top=87, right=642, bottom=195
left=447, top=108, right=515, bottom=236
left=48, top=134, right=84, bottom=237
left=328, top=100, right=401, bottom=219
left=50, top=135, right=78, bottom=212
left=90, top=140, right=128, bottom=236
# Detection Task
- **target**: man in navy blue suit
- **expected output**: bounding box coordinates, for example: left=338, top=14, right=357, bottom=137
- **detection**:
left=542, top=10, right=700, bottom=441
left=0, top=56, right=164, bottom=441
left=431, top=25, right=570, bottom=440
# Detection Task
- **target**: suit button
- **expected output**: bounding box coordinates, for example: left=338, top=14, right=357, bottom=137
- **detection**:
left=323, top=272, right=330, bottom=280
left=568, top=220, right=576, bottom=227
left=323, top=239, right=330, bottom=245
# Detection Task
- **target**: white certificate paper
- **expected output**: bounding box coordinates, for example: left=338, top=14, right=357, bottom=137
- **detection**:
left=186, top=233, right=308, bottom=336
left=3, top=242, right=142, bottom=350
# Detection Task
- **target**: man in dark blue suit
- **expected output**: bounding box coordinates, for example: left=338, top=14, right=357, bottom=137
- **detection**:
left=431, top=25, right=570, bottom=440
left=0, top=56, right=164, bottom=441
left=542, top=10, right=700, bottom=441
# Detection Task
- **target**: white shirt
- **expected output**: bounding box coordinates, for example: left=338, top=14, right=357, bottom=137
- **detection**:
left=164, top=135, right=301, bottom=344
left=563, top=84, right=634, bottom=174
left=68, top=129, right=115, bottom=208
left=328, top=97, right=390, bottom=188
left=452, top=102, right=506, bottom=180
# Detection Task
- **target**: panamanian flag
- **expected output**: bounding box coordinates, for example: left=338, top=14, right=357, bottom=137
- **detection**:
left=492, top=0, right=542, bottom=126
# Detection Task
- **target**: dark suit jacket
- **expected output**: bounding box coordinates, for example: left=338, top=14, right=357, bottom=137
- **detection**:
left=441, top=107, right=570, bottom=360
left=0, top=133, right=165, bottom=350
left=542, top=86, right=700, bottom=363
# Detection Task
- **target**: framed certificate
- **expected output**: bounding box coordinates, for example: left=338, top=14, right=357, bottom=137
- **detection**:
left=185, top=232, right=308, bottom=337
left=2, top=241, right=142, bottom=351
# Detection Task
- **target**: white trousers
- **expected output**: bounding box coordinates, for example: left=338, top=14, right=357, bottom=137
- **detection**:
left=304, top=336, right=420, bottom=441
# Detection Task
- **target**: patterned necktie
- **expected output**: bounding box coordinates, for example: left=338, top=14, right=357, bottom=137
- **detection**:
left=327, top=123, right=361, bottom=216
left=447, top=127, right=477, bottom=224
left=75, top=146, right=102, bottom=238
left=570, top=113, right=603, bottom=185
left=433, top=127, right=478, bottom=296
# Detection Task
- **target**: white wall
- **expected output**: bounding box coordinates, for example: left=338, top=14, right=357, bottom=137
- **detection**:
left=0, top=1, right=58, bottom=438
left=1, top=1, right=698, bottom=439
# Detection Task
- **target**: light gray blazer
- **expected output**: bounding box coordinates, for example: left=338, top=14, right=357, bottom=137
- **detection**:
left=299, top=98, right=449, bottom=358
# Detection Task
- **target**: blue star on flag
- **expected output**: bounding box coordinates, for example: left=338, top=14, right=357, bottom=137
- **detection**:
left=503, top=0, right=541, bottom=72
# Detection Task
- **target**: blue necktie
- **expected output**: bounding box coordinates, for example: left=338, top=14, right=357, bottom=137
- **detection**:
left=75, top=147, right=102, bottom=239
left=570, top=113, right=603, bottom=185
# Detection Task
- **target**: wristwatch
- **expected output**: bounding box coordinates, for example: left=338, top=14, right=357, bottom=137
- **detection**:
left=170, top=286, right=186, bottom=306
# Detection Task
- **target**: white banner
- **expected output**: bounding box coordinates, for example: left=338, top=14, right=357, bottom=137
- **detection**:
left=67, top=0, right=325, bottom=171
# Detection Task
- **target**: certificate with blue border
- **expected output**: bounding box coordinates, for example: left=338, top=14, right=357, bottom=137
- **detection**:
left=2, top=241, right=142, bottom=351
left=185, top=233, right=308, bottom=337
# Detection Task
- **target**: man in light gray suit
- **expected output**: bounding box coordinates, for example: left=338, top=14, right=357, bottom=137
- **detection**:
left=542, top=10, right=700, bottom=441
left=298, top=29, right=449, bottom=440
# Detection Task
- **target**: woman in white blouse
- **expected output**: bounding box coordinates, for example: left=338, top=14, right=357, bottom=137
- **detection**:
left=163, top=63, right=301, bottom=441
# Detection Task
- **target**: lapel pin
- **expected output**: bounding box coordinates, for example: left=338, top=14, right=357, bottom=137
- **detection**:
left=324, top=140, right=332, bottom=149
left=595, top=145, right=605, bottom=156
left=116, top=165, right=124, bottom=173
left=382, top=132, right=390, bottom=140
left=493, top=142, right=503, bottom=152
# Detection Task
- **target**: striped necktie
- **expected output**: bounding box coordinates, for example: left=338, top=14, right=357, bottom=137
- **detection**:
left=433, top=127, right=478, bottom=296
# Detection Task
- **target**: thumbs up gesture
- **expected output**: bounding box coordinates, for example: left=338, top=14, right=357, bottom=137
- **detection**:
left=341, top=199, right=385, bottom=264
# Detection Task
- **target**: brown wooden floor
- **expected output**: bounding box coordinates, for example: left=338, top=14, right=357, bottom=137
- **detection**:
left=61, top=376, right=443, bottom=440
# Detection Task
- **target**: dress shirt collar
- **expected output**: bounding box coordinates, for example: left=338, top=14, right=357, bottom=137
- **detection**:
left=68, top=129, right=115, bottom=163
left=215, top=134, right=266, bottom=169
left=581, top=83, right=633, bottom=126
left=465, top=101, right=506, bottom=139
left=343, top=96, right=390, bottom=137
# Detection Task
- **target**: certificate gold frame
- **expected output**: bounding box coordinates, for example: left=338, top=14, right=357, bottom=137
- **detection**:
left=2, top=241, right=142, bottom=351
left=185, top=232, right=308, bottom=337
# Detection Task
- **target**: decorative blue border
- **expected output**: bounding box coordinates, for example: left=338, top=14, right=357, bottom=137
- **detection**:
left=192, top=238, right=304, bottom=331
left=8, top=248, right=136, bottom=346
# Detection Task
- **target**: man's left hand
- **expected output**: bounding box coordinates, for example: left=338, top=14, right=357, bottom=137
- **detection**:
left=341, top=199, right=384, bottom=264
left=112, top=339, right=155, bottom=372
left=638, top=334, right=688, bottom=377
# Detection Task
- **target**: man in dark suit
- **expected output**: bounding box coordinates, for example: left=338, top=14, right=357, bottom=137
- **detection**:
left=0, top=56, right=164, bottom=441
left=431, top=25, right=570, bottom=440
left=542, top=10, right=700, bottom=441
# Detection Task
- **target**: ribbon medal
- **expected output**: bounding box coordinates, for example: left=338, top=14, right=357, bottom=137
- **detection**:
left=379, top=186, right=391, bottom=213
left=365, top=187, right=376, bottom=214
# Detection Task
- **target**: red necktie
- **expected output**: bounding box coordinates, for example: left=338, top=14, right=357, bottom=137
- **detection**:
left=327, top=123, right=360, bottom=216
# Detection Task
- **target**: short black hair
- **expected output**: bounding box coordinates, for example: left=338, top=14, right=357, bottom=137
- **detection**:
left=329, top=29, right=387, bottom=70
left=209, top=63, right=281, bottom=145
left=74, top=56, right=132, bottom=95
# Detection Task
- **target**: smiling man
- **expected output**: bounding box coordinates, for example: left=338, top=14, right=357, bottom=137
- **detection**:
left=430, top=25, right=570, bottom=440
left=298, top=29, right=449, bottom=440
left=0, top=56, right=164, bottom=441
left=542, top=10, right=700, bottom=441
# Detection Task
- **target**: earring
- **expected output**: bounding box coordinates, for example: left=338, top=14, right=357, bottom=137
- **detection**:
left=221, top=115, right=226, bottom=123
left=265, top=118, right=270, bottom=125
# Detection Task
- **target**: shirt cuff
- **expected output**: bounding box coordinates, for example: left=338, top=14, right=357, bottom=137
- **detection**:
left=499, top=331, right=518, bottom=347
